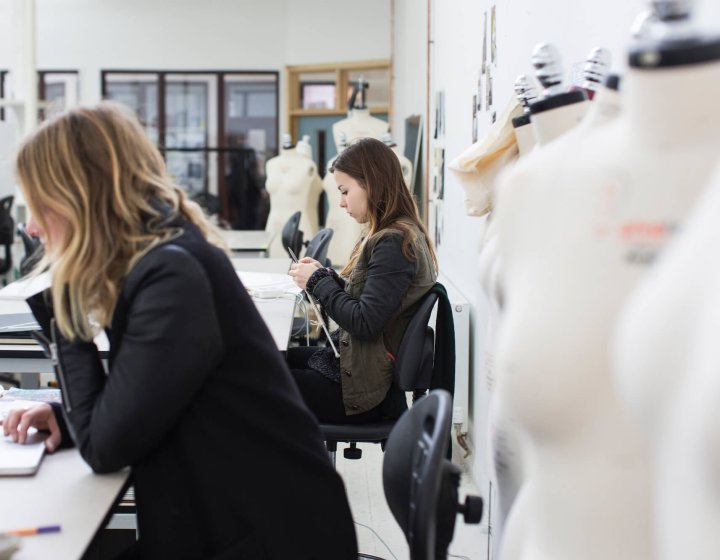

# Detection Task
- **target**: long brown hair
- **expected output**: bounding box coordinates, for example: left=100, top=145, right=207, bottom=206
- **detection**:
left=330, top=137, right=437, bottom=276
left=15, top=101, right=224, bottom=341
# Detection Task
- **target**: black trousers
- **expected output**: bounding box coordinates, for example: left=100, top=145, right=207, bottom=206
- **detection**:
left=287, top=346, right=384, bottom=425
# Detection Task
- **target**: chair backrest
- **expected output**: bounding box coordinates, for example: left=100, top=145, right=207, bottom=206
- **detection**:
left=0, top=196, right=14, bottom=246
left=17, top=223, right=44, bottom=276
left=383, top=389, right=456, bottom=560
left=394, top=290, right=438, bottom=393
left=17, top=223, right=43, bottom=276
left=17, top=223, right=41, bottom=256
left=281, top=211, right=303, bottom=259
left=190, top=191, right=221, bottom=216
left=304, top=227, right=333, bottom=265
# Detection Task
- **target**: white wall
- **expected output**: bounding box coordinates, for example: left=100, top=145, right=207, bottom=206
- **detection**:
left=391, top=0, right=427, bottom=152
left=0, top=0, right=391, bottom=196
left=393, top=0, right=720, bottom=533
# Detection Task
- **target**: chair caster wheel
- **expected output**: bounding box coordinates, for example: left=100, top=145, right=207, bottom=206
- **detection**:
left=343, top=447, right=363, bottom=459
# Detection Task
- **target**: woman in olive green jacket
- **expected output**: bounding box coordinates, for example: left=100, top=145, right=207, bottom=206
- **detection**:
left=289, top=137, right=437, bottom=424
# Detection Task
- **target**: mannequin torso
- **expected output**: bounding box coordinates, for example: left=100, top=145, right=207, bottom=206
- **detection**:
left=512, top=121, right=536, bottom=158
left=485, top=92, right=591, bottom=560
left=265, top=148, right=323, bottom=257
left=322, top=155, right=364, bottom=267
left=332, top=109, right=389, bottom=151
left=529, top=92, right=589, bottom=146
left=613, top=162, right=720, bottom=560
left=493, top=51, right=720, bottom=560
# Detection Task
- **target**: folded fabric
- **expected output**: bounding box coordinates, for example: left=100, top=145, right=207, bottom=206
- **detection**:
left=448, top=97, right=524, bottom=216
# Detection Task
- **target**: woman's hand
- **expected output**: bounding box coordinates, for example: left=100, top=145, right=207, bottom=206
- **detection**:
left=1, top=403, right=61, bottom=453
left=289, top=257, right=322, bottom=290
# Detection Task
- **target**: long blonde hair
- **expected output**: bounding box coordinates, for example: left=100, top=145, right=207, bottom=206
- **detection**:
left=330, top=138, right=437, bottom=277
left=15, top=101, right=223, bottom=341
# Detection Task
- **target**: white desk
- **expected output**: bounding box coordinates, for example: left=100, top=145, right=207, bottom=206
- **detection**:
left=235, top=270, right=300, bottom=352
left=220, top=229, right=274, bottom=255
left=0, top=449, right=129, bottom=560
left=230, top=257, right=291, bottom=274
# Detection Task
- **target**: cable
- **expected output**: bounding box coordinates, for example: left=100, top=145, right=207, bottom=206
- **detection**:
left=353, top=521, right=399, bottom=560
left=454, top=423, right=471, bottom=459
left=290, top=297, right=308, bottom=336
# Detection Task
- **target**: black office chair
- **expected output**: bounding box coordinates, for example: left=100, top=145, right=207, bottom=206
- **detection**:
left=17, top=222, right=43, bottom=276
left=190, top=191, right=221, bottom=217
left=304, top=227, right=334, bottom=267
left=320, top=289, right=441, bottom=464
left=382, top=389, right=483, bottom=560
left=0, top=196, right=13, bottom=277
left=282, top=211, right=304, bottom=259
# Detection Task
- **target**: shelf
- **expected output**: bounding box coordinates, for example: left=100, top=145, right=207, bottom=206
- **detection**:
left=289, top=106, right=389, bottom=117
left=285, top=59, right=390, bottom=73
left=285, top=59, right=391, bottom=144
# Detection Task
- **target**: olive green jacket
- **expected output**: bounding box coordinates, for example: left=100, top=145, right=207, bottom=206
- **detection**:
left=312, top=226, right=436, bottom=414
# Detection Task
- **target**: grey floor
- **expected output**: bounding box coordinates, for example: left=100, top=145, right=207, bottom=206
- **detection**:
left=336, top=441, right=490, bottom=560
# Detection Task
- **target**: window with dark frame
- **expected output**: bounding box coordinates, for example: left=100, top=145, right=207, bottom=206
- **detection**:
left=101, top=70, right=279, bottom=228
left=38, top=70, right=79, bottom=121
left=0, top=70, right=79, bottom=122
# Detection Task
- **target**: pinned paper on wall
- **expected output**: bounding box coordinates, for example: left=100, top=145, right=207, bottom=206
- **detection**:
left=472, top=95, right=478, bottom=143
left=434, top=90, right=445, bottom=139
left=430, top=146, right=445, bottom=201
left=482, top=11, right=488, bottom=74
left=435, top=147, right=445, bottom=200
left=486, top=66, right=494, bottom=110
left=477, top=69, right=483, bottom=113
left=434, top=202, right=444, bottom=248
left=491, top=5, right=497, bottom=64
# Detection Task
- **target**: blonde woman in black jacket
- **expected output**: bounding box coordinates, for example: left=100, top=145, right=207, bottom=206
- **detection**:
left=289, top=138, right=438, bottom=424
left=3, top=102, right=357, bottom=560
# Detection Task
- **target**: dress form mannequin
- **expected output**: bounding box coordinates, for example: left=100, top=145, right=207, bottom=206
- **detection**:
left=510, top=75, right=538, bottom=158
left=572, top=47, right=613, bottom=100
left=296, top=134, right=313, bottom=159
left=609, top=3, right=720, bottom=557
left=528, top=44, right=590, bottom=146
left=265, top=135, right=323, bottom=257
left=493, top=4, right=720, bottom=557
left=486, top=48, right=604, bottom=559
left=612, top=162, right=720, bottom=560
left=482, top=75, right=537, bottom=560
left=381, top=133, right=413, bottom=188
left=444, top=101, right=526, bottom=557
left=322, top=133, right=363, bottom=267
left=447, top=97, right=522, bottom=217
left=332, top=108, right=389, bottom=152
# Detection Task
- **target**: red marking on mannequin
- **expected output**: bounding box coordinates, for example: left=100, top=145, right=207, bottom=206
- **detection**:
left=620, top=221, right=672, bottom=241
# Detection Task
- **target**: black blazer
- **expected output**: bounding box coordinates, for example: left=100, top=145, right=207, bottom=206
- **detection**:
left=29, top=220, right=357, bottom=559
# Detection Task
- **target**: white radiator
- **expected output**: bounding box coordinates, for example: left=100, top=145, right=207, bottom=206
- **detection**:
left=436, top=273, right=470, bottom=432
